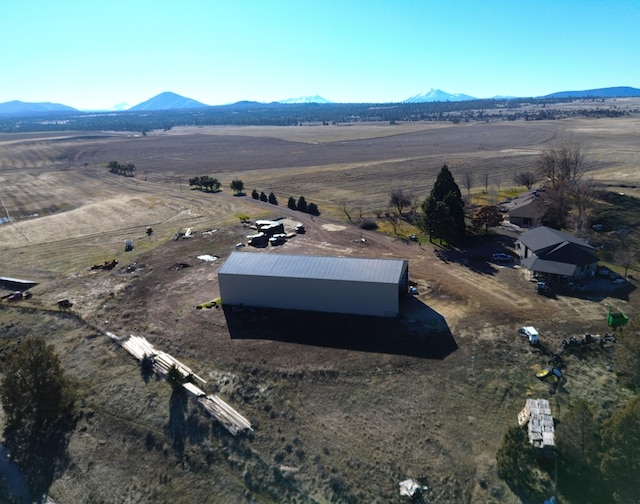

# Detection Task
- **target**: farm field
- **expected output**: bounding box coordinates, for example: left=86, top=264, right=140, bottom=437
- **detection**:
left=0, top=116, right=639, bottom=503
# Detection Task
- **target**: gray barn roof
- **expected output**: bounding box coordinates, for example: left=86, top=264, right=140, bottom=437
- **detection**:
left=219, top=252, right=407, bottom=284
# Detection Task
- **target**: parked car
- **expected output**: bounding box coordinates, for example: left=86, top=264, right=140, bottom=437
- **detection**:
left=491, top=252, right=512, bottom=263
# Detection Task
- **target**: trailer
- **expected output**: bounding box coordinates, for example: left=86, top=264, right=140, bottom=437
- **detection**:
left=607, top=305, right=629, bottom=328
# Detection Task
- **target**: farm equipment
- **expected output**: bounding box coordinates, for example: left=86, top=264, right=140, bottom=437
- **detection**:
left=536, top=367, right=563, bottom=383
left=91, top=259, right=118, bottom=270
left=561, top=333, right=616, bottom=350
left=606, top=305, right=628, bottom=328
left=57, top=299, right=73, bottom=310
left=1, top=291, right=31, bottom=301
left=537, top=281, right=552, bottom=295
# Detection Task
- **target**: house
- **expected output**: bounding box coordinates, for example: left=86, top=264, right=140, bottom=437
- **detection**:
left=515, top=226, right=599, bottom=284
left=503, top=190, right=547, bottom=228
left=218, top=252, right=409, bottom=317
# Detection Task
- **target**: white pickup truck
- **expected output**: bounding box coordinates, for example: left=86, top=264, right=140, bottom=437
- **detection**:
left=518, top=326, right=539, bottom=346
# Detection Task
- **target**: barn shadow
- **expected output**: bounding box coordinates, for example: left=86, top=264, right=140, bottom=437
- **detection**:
left=224, top=296, right=456, bottom=359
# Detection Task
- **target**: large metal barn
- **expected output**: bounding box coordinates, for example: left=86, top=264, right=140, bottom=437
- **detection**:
left=218, top=252, right=409, bottom=317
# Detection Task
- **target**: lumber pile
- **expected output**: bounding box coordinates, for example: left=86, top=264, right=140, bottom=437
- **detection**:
left=118, top=334, right=251, bottom=435
left=198, top=394, right=253, bottom=435
left=121, top=334, right=156, bottom=360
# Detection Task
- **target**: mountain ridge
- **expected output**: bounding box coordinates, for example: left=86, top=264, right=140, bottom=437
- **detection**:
left=403, top=88, right=476, bottom=103
left=128, top=92, right=210, bottom=111
left=2, top=86, right=639, bottom=115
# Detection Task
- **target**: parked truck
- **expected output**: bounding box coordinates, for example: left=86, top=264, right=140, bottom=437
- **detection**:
left=518, top=326, right=540, bottom=346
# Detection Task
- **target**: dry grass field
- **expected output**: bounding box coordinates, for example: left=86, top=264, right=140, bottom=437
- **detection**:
left=1, top=113, right=639, bottom=503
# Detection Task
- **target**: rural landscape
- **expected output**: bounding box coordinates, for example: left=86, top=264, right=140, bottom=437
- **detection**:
left=1, top=96, right=640, bottom=503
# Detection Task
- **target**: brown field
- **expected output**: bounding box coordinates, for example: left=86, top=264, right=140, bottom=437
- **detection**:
left=0, top=115, right=639, bottom=503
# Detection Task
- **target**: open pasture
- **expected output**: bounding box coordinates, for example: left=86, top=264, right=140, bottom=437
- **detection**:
left=0, top=116, right=639, bottom=503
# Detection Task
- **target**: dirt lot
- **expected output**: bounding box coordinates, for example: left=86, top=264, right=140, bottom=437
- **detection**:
left=0, top=118, right=639, bottom=503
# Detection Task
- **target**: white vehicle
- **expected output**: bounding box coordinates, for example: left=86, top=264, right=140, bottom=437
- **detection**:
left=518, top=326, right=539, bottom=346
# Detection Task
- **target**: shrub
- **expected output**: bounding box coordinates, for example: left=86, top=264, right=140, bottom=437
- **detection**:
left=359, top=219, right=378, bottom=230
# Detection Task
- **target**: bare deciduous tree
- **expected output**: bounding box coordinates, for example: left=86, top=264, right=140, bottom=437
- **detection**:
left=384, top=212, right=401, bottom=236
left=462, top=171, right=474, bottom=197
left=614, top=240, right=638, bottom=278
left=535, top=136, right=589, bottom=189
left=482, top=172, right=489, bottom=194
left=341, top=203, right=354, bottom=224
left=570, top=178, right=597, bottom=232
left=514, top=171, right=537, bottom=190
left=389, top=189, right=411, bottom=216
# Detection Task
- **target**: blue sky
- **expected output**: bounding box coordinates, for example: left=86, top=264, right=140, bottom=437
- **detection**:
left=2, top=0, right=639, bottom=109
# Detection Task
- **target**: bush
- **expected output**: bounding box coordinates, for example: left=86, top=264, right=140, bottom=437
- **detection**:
left=496, top=426, right=538, bottom=492
left=359, top=219, right=378, bottom=230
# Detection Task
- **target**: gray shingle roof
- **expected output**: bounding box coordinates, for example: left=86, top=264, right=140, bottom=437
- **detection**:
left=518, top=226, right=595, bottom=253
left=219, top=252, right=407, bottom=284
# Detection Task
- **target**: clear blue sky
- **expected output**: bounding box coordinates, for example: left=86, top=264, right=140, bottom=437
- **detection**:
left=2, top=0, right=639, bottom=110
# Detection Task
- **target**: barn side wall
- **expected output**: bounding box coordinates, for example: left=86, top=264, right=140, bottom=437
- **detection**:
left=219, top=273, right=399, bottom=317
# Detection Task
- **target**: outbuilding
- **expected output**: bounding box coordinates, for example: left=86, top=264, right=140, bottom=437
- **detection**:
left=218, top=252, right=409, bottom=317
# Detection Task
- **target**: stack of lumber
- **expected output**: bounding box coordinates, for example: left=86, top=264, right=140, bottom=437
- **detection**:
left=121, top=334, right=156, bottom=360
left=120, top=335, right=205, bottom=384
left=118, top=334, right=251, bottom=435
left=183, top=382, right=206, bottom=397
left=199, top=394, right=253, bottom=435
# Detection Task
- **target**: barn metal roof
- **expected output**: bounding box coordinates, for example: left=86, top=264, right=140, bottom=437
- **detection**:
left=219, top=252, right=407, bottom=284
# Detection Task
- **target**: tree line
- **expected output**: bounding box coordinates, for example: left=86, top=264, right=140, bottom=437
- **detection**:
left=108, top=160, right=136, bottom=177
left=288, top=195, right=319, bottom=216
left=2, top=98, right=636, bottom=134
left=189, top=175, right=221, bottom=192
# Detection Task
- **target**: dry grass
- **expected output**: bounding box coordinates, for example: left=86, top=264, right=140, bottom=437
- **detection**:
left=1, top=115, right=639, bottom=503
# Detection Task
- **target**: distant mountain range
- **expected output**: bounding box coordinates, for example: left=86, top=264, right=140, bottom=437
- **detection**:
left=277, top=95, right=332, bottom=104
left=540, top=86, right=640, bottom=99
left=403, top=88, right=476, bottom=103
left=0, top=100, right=77, bottom=115
left=1, top=86, right=639, bottom=116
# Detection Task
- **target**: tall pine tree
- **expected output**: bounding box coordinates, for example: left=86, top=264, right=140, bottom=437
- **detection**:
left=421, top=164, right=465, bottom=244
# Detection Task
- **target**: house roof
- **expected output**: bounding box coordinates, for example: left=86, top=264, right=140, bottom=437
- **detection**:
left=218, top=252, right=408, bottom=284
left=521, top=256, right=579, bottom=277
left=507, top=196, right=547, bottom=219
left=518, top=226, right=595, bottom=253
left=543, top=241, right=599, bottom=266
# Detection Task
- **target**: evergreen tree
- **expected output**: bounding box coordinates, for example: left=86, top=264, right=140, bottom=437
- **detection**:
left=287, top=196, right=297, bottom=210
left=307, top=202, right=319, bottom=215
left=268, top=192, right=278, bottom=205
left=251, top=189, right=259, bottom=200
left=297, top=196, right=308, bottom=213
left=260, top=191, right=268, bottom=202
left=600, top=397, right=640, bottom=502
left=420, top=164, right=465, bottom=244
left=0, top=337, right=74, bottom=438
left=230, top=179, right=244, bottom=194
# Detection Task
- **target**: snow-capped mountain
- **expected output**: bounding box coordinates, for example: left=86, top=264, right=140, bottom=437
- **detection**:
left=403, top=88, right=476, bottom=103
left=110, top=102, right=130, bottom=111
left=278, top=95, right=332, bottom=104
